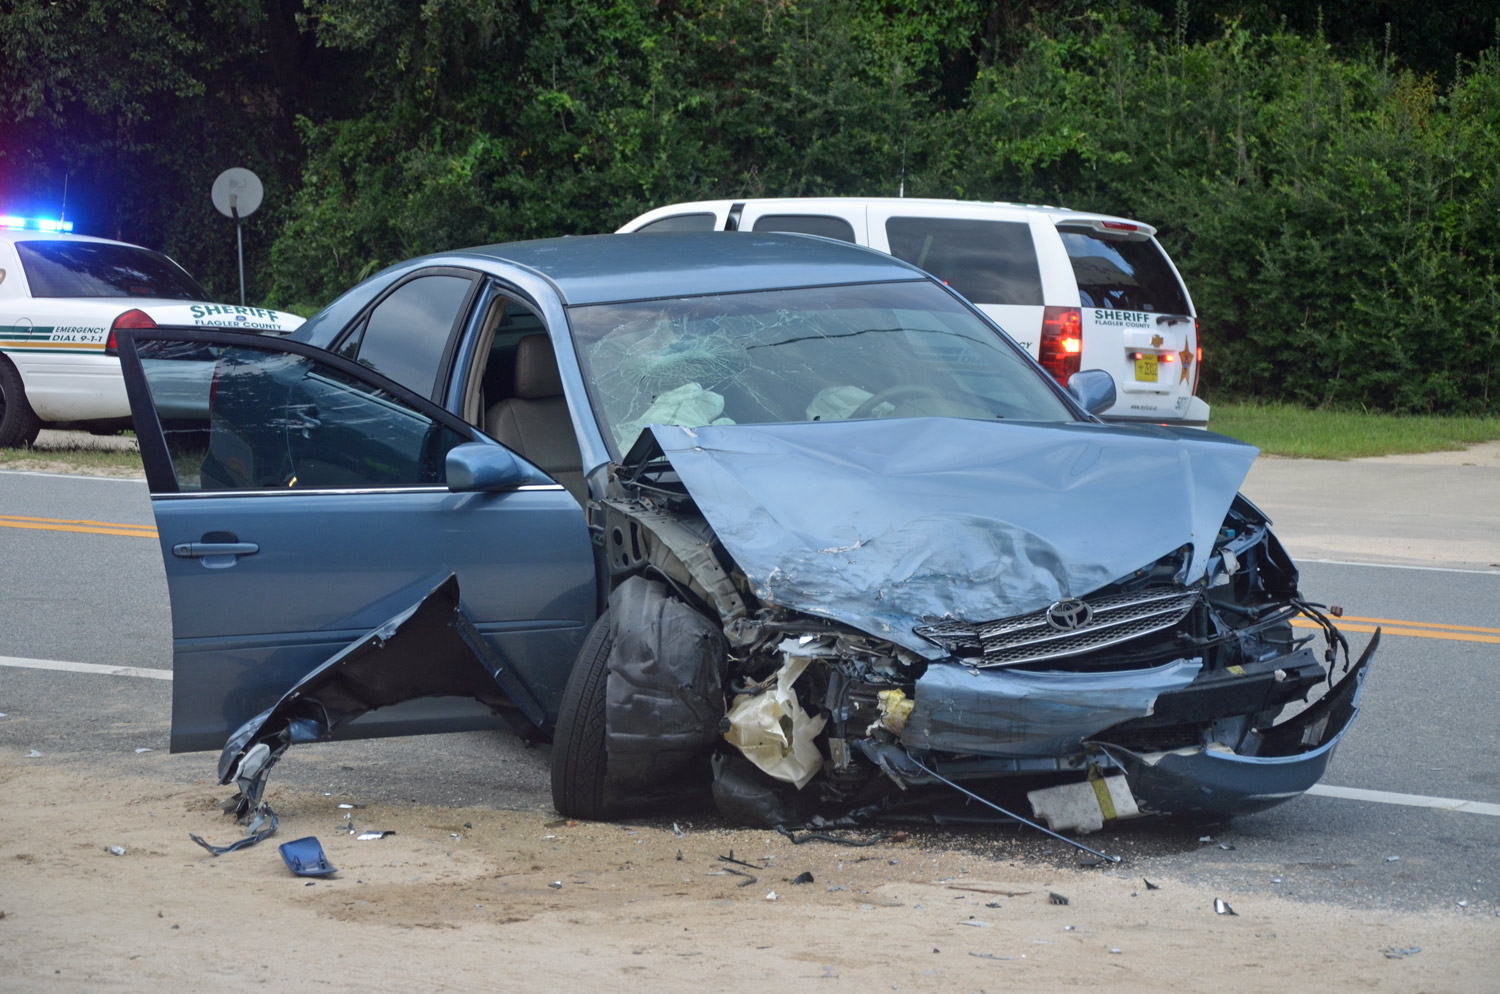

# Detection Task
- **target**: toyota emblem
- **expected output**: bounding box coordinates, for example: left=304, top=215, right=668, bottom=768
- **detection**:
left=1045, top=598, right=1093, bottom=631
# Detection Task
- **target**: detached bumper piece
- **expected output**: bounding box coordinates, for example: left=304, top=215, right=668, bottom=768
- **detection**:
left=212, top=574, right=539, bottom=830
left=1093, top=630, right=1379, bottom=820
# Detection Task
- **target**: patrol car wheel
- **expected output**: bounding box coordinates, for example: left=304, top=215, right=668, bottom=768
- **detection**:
left=0, top=358, right=42, bottom=448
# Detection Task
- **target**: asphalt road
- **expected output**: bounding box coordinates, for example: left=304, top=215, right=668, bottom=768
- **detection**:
left=1, top=463, right=1497, bottom=917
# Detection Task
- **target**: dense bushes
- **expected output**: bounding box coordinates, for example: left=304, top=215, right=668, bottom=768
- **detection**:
left=4, top=1, right=1497, bottom=412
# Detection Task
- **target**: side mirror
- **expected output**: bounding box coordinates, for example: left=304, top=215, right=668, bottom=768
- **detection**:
left=446, top=442, right=531, bottom=492
left=1067, top=369, right=1117, bottom=416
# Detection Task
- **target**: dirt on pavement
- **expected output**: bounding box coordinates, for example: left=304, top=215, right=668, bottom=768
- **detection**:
left=0, top=756, right=1491, bottom=994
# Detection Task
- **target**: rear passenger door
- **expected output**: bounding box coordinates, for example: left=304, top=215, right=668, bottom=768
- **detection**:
left=866, top=204, right=1048, bottom=355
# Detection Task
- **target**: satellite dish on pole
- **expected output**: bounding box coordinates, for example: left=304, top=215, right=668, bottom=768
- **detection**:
left=212, top=168, right=263, bottom=218
left=212, top=168, right=262, bottom=305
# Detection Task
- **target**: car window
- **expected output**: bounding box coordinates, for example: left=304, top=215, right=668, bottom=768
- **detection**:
left=635, top=213, right=717, bottom=233
left=14, top=240, right=209, bottom=300
left=135, top=340, right=468, bottom=492
left=351, top=274, right=474, bottom=400
left=883, top=218, right=1043, bottom=307
left=568, top=280, right=1072, bottom=453
left=1058, top=230, right=1190, bottom=314
left=751, top=214, right=857, bottom=243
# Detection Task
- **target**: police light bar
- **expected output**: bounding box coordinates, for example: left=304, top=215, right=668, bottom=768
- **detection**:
left=0, top=216, right=74, bottom=232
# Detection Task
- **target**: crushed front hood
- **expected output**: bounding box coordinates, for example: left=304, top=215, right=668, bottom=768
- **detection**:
left=651, top=418, right=1258, bottom=657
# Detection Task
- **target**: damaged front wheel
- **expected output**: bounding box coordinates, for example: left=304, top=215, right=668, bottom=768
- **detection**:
left=550, top=611, right=616, bottom=820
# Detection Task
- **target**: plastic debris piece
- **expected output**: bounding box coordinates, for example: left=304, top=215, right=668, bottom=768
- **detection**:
left=827, top=885, right=847, bottom=892
left=969, top=953, right=1014, bottom=961
left=26, top=749, right=41, bottom=758
left=1109, top=948, right=1122, bottom=954
left=108, top=846, right=126, bottom=856
left=1198, top=835, right=1212, bottom=843
left=1457, top=900, right=1468, bottom=907
left=1143, top=879, right=1160, bottom=890
left=1386, top=855, right=1400, bottom=862
left=958, top=920, right=990, bottom=928
left=464, top=822, right=472, bottom=829
left=1048, top=892, right=1070, bottom=906
left=673, top=822, right=686, bottom=838
left=765, top=891, right=778, bottom=901
left=1064, top=925, right=1076, bottom=931
left=985, top=901, right=1000, bottom=908
left=337, top=803, right=355, bottom=809
left=1214, top=898, right=1237, bottom=916
left=450, top=833, right=461, bottom=840
left=190, top=803, right=279, bottom=856
left=549, top=881, right=563, bottom=889
left=1219, top=843, right=1236, bottom=851
left=1382, top=947, right=1421, bottom=960
left=792, top=871, right=815, bottom=884
left=355, top=831, right=394, bottom=840
left=278, top=837, right=336, bottom=877
left=135, top=748, right=153, bottom=754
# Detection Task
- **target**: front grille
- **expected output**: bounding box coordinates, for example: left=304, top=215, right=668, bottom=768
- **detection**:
left=915, top=588, right=1198, bottom=667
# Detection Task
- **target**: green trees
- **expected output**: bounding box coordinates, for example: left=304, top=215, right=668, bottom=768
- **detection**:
left=3, top=1, right=1496, bottom=411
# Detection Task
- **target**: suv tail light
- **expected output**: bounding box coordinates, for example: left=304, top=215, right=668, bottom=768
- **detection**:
left=1193, top=320, right=1201, bottom=393
left=106, top=309, right=156, bottom=356
left=1038, top=306, right=1082, bottom=386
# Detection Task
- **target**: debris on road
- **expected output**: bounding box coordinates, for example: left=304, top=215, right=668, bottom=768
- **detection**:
left=1049, top=892, right=1070, bottom=906
left=1382, top=947, right=1421, bottom=960
left=355, top=831, right=394, bottom=841
left=278, top=837, right=336, bottom=877
left=1215, top=898, right=1238, bottom=916
left=107, top=846, right=125, bottom=856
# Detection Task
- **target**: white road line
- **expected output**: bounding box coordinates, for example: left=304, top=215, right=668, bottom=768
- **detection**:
left=0, top=655, right=171, bottom=680
left=1300, top=558, right=1500, bottom=576
left=1306, top=783, right=1500, bottom=816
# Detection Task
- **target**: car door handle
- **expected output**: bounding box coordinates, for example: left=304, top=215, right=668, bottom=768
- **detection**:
left=172, top=541, right=260, bottom=558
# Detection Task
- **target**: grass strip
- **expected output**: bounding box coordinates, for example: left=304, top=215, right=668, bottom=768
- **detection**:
left=1206, top=401, right=1500, bottom=460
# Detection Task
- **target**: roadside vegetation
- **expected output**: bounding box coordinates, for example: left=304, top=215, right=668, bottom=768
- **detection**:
left=0, top=433, right=144, bottom=477
left=3, top=1, right=1497, bottom=417
left=1206, top=402, right=1500, bottom=459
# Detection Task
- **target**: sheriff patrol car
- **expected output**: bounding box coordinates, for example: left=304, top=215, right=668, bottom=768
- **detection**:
left=0, top=217, right=303, bottom=446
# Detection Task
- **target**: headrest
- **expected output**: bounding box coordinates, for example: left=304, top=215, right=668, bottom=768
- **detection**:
left=513, top=335, right=564, bottom=400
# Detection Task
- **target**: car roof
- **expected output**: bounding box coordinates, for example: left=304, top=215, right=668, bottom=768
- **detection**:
left=439, top=231, right=931, bottom=305
left=626, top=197, right=1156, bottom=234
left=0, top=228, right=145, bottom=249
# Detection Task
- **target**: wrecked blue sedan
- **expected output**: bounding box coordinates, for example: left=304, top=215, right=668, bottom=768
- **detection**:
left=117, top=232, right=1374, bottom=843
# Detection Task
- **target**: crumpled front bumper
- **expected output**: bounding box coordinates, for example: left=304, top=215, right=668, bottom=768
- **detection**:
left=1092, top=630, right=1378, bottom=820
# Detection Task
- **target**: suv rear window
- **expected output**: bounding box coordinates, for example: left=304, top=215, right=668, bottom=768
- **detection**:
left=884, top=217, right=1043, bottom=306
left=1058, top=230, right=1189, bottom=314
left=15, top=240, right=209, bottom=300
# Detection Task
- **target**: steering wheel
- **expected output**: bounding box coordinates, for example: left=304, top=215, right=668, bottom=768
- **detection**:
left=849, top=384, right=949, bottom=419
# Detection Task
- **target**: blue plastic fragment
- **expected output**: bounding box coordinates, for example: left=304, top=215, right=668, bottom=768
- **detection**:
left=279, top=836, right=336, bottom=877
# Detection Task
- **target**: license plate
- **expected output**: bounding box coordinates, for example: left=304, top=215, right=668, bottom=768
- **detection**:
left=1134, top=355, right=1158, bottom=382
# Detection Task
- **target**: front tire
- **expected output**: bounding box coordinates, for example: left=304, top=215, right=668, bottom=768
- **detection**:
left=550, top=611, right=614, bottom=820
left=0, top=358, right=41, bottom=448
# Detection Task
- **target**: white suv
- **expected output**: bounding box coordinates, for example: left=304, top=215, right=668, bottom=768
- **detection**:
left=619, top=198, right=1208, bottom=426
left=0, top=219, right=303, bottom=446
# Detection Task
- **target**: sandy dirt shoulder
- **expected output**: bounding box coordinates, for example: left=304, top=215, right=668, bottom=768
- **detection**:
left=0, top=757, right=1489, bottom=994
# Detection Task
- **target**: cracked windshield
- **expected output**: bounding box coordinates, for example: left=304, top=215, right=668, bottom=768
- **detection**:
left=568, top=280, right=1072, bottom=453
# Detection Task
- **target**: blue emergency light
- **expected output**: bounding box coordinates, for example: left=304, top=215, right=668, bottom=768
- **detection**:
left=0, top=215, right=74, bottom=233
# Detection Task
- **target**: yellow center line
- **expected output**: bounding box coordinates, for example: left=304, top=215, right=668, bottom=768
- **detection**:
left=0, top=515, right=157, bottom=538
left=1291, top=618, right=1500, bottom=645
left=1334, top=613, right=1500, bottom=635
